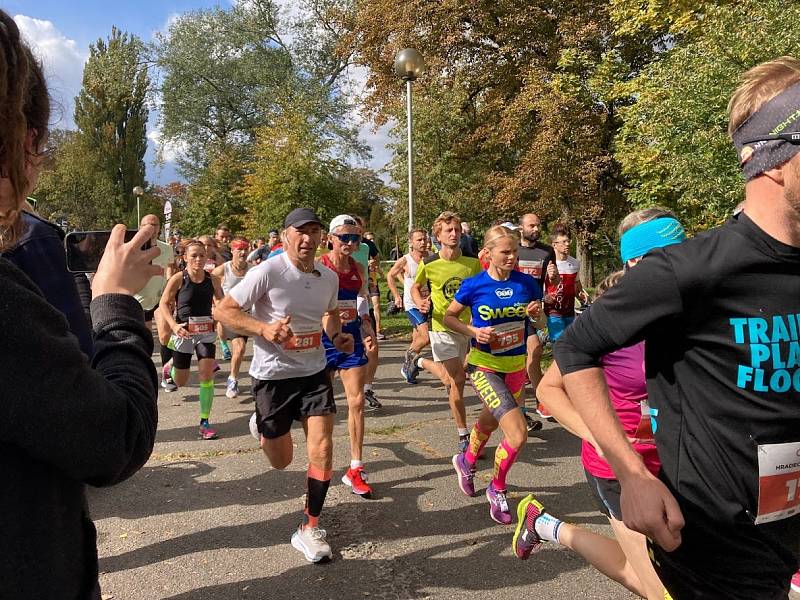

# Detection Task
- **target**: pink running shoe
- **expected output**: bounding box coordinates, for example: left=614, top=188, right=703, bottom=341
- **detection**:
left=791, top=569, right=800, bottom=594
left=199, top=424, right=218, bottom=440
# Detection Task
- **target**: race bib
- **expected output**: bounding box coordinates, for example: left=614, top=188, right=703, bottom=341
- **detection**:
left=283, top=329, right=322, bottom=354
left=339, top=299, right=358, bottom=324
left=518, top=259, right=543, bottom=278
left=755, top=442, right=800, bottom=524
left=187, top=316, right=214, bottom=335
left=489, top=321, right=525, bottom=354
left=631, top=398, right=655, bottom=444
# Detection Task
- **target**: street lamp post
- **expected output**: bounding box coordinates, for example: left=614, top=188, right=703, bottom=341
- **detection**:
left=394, top=48, right=425, bottom=232
left=132, top=186, right=144, bottom=226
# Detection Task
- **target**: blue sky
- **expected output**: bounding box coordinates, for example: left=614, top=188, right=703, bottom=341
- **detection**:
left=10, top=1, right=394, bottom=185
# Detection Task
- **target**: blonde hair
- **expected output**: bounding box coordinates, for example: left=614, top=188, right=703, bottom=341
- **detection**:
left=595, top=270, right=624, bottom=297
left=728, top=56, right=800, bottom=136
left=483, top=225, right=520, bottom=250
left=432, top=211, right=461, bottom=235
left=617, top=207, right=677, bottom=236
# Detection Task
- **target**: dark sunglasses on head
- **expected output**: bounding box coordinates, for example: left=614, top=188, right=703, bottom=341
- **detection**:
left=333, top=233, right=362, bottom=244
left=743, top=132, right=800, bottom=144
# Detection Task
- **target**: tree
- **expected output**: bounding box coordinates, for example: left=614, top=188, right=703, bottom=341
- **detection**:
left=34, top=130, right=121, bottom=229
left=74, top=27, right=149, bottom=223
left=615, top=0, right=800, bottom=230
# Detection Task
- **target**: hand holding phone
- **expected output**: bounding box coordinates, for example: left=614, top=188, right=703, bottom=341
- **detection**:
left=90, top=225, right=162, bottom=298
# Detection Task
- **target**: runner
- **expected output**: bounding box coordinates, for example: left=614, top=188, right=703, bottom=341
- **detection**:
left=352, top=215, right=382, bottom=410
left=211, top=236, right=250, bottom=399
left=387, top=229, right=436, bottom=384
left=517, top=213, right=559, bottom=426
left=412, top=211, right=482, bottom=452
left=444, top=225, right=544, bottom=524
left=215, top=223, right=232, bottom=261
left=198, top=235, right=224, bottom=272
left=549, top=58, right=800, bottom=599
left=319, top=214, right=377, bottom=497
left=158, top=240, right=224, bottom=440
left=514, top=239, right=678, bottom=599
left=543, top=224, right=588, bottom=343
left=215, top=207, right=354, bottom=564
left=367, top=253, right=385, bottom=340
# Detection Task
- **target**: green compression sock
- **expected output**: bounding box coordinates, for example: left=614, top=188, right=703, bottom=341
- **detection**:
left=199, top=379, right=214, bottom=421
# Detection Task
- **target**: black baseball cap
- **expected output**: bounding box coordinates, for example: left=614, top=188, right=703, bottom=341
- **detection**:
left=284, top=207, right=322, bottom=229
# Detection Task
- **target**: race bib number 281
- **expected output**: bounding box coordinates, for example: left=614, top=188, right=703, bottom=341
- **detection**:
left=755, top=442, right=800, bottom=524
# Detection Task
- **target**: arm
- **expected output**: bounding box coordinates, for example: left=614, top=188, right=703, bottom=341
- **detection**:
left=321, top=308, right=355, bottom=354
left=554, top=251, right=685, bottom=550
left=411, top=262, right=431, bottom=313
left=159, top=272, right=188, bottom=338
left=386, top=256, right=407, bottom=308
left=443, top=299, right=494, bottom=344
left=211, top=263, right=225, bottom=280
left=536, top=362, right=596, bottom=443
left=211, top=274, right=225, bottom=302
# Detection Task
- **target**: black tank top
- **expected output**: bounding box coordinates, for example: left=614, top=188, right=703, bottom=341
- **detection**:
left=176, top=271, right=214, bottom=323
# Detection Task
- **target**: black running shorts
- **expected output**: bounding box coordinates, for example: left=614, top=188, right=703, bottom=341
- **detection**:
left=584, top=469, right=622, bottom=521
left=252, top=369, right=336, bottom=439
left=649, top=491, right=800, bottom=599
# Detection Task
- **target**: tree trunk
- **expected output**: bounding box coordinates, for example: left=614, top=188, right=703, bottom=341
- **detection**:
left=576, top=241, right=594, bottom=288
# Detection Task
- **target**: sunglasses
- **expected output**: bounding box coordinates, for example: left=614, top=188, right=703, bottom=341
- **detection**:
left=742, top=132, right=800, bottom=144
left=333, top=233, right=362, bottom=244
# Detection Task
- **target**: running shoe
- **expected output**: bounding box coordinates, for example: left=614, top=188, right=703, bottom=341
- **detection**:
left=524, top=413, right=543, bottom=432
left=536, top=402, right=553, bottom=420
left=457, top=435, right=469, bottom=454
left=291, top=524, right=332, bottom=563
left=791, top=570, right=800, bottom=593
left=226, top=377, right=239, bottom=399
left=376, top=332, right=386, bottom=340
left=249, top=412, right=260, bottom=442
left=364, top=389, right=382, bottom=411
left=401, top=350, right=419, bottom=384
left=342, top=466, right=372, bottom=497
left=512, top=494, right=549, bottom=559
left=486, top=482, right=512, bottom=525
left=452, top=452, right=475, bottom=497
left=199, top=423, right=218, bottom=440
left=161, top=376, right=178, bottom=392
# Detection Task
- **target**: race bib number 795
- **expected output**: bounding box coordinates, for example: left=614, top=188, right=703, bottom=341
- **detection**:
left=755, top=442, right=800, bottom=524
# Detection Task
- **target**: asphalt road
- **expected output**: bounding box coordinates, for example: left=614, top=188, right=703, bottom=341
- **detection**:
left=89, top=339, right=796, bottom=600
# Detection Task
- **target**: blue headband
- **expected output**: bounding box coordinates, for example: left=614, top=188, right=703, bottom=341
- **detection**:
left=620, top=217, right=686, bottom=263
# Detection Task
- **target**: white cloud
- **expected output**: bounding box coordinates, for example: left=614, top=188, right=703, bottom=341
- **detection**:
left=15, top=15, right=86, bottom=130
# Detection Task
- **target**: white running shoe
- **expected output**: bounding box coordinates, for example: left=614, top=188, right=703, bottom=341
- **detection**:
left=291, top=525, right=332, bottom=563
left=226, top=377, right=239, bottom=399
left=249, top=412, right=260, bottom=442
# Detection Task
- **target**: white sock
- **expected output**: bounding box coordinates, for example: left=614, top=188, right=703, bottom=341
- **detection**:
left=350, top=459, right=363, bottom=470
left=364, top=384, right=373, bottom=392
left=414, top=356, right=423, bottom=367
left=534, top=512, right=563, bottom=543
left=457, top=428, right=469, bottom=437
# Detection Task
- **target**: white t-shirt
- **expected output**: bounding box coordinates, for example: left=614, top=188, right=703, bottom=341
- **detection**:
left=229, top=252, right=339, bottom=380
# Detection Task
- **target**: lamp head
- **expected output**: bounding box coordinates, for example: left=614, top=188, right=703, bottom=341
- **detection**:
left=394, top=48, right=425, bottom=81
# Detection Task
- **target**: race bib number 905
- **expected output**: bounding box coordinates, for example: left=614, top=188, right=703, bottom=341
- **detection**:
left=187, top=316, right=214, bottom=335
left=755, top=442, right=800, bottom=524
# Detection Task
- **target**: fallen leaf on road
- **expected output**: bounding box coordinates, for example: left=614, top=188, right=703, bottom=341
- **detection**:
left=101, top=594, right=114, bottom=600
left=119, top=533, right=127, bottom=539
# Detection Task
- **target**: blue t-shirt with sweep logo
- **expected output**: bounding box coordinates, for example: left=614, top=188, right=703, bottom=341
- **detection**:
left=455, top=270, right=542, bottom=372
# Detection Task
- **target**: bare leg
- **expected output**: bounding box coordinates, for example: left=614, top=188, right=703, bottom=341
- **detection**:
left=441, top=357, right=467, bottom=430
left=339, top=366, right=367, bottom=462
left=229, top=337, right=246, bottom=379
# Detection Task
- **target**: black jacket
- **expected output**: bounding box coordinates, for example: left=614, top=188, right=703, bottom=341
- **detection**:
left=0, top=258, right=158, bottom=599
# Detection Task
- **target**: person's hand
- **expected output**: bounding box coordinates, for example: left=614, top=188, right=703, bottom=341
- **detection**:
left=546, top=262, right=557, bottom=280
left=172, top=323, right=190, bottom=339
left=619, top=472, right=685, bottom=551
left=526, top=300, right=542, bottom=318
left=91, top=224, right=162, bottom=298
left=334, top=332, right=355, bottom=354
left=419, top=297, right=432, bottom=313
left=394, top=295, right=403, bottom=309
left=262, top=316, right=293, bottom=344
left=543, top=292, right=555, bottom=304
left=472, top=326, right=495, bottom=344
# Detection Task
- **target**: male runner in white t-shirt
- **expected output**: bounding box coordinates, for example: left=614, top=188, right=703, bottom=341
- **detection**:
left=215, top=208, right=354, bottom=564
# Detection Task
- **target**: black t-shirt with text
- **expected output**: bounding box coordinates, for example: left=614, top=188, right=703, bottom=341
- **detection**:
left=554, top=214, right=800, bottom=575
left=517, top=242, right=556, bottom=290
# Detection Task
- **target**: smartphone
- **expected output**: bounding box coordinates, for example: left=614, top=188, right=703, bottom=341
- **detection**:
left=65, top=230, right=151, bottom=273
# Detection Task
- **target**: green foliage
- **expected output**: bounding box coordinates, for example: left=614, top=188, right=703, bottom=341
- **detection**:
left=74, top=27, right=149, bottom=221
left=616, top=0, right=800, bottom=230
